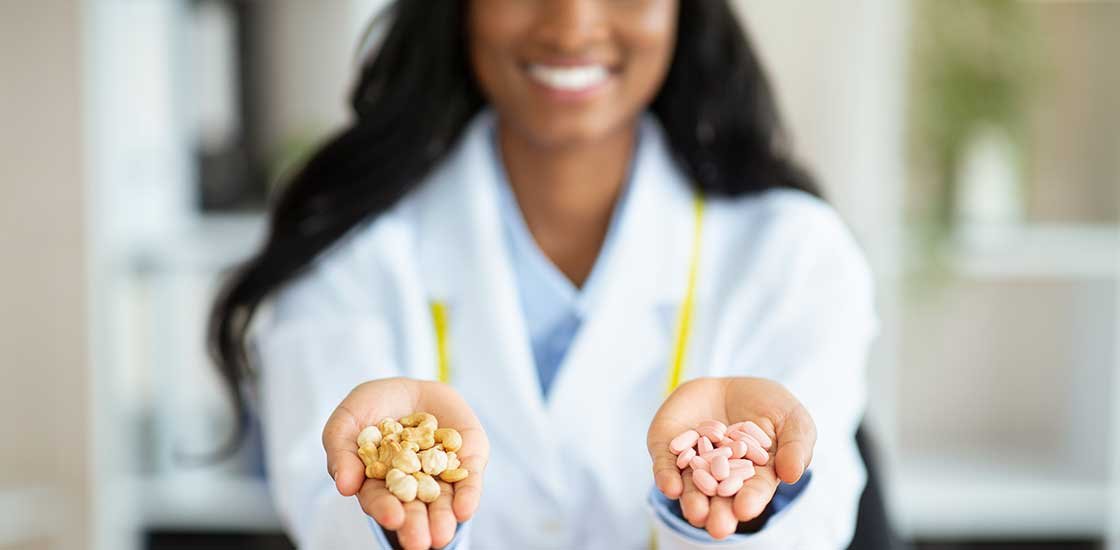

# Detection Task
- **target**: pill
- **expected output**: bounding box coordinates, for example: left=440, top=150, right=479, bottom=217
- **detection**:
left=743, top=439, right=769, bottom=466
left=727, top=429, right=753, bottom=443
left=676, top=447, right=697, bottom=470
left=717, top=437, right=735, bottom=447
left=700, top=447, right=732, bottom=461
left=740, top=421, right=773, bottom=449
left=669, top=430, right=700, bottom=454
left=728, top=458, right=751, bottom=468
left=716, top=475, right=744, bottom=497
left=711, top=455, right=730, bottom=481
left=731, top=462, right=755, bottom=479
left=697, top=424, right=725, bottom=442
left=698, top=436, right=714, bottom=455
left=689, top=455, right=710, bottom=472
left=691, top=468, right=718, bottom=497
left=726, top=440, right=749, bottom=459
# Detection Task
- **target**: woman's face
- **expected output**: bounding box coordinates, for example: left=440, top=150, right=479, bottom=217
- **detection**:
left=468, top=0, right=678, bottom=148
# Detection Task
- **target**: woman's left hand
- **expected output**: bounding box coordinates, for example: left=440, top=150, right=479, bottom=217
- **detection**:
left=646, top=377, right=816, bottom=539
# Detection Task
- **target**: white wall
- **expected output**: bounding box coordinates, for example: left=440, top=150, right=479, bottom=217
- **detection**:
left=0, top=1, right=91, bottom=549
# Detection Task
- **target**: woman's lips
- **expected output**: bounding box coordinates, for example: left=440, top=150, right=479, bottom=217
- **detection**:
left=525, top=63, right=615, bottom=102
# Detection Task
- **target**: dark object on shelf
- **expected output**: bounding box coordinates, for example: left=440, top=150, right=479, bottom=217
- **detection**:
left=915, top=542, right=1102, bottom=550
left=190, top=0, right=268, bottom=212
left=147, top=531, right=295, bottom=550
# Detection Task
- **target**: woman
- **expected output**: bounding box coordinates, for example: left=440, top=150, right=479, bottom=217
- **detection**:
left=210, top=1, right=877, bottom=549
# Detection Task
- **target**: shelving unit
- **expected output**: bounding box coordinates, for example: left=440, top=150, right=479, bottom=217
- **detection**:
left=893, top=226, right=1119, bottom=543
left=896, top=455, right=1109, bottom=539
left=946, top=224, right=1119, bottom=280
left=138, top=474, right=280, bottom=532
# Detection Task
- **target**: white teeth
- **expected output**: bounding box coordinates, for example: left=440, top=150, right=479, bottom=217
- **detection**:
left=527, top=64, right=609, bottom=91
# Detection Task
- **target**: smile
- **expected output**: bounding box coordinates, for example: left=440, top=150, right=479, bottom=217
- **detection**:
left=526, top=63, right=611, bottom=92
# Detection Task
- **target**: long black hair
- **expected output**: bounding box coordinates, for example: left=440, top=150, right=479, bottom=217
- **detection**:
left=209, top=0, right=818, bottom=456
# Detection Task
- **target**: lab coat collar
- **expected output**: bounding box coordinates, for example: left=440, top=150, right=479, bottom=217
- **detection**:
left=417, top=108, right=696, bottom=305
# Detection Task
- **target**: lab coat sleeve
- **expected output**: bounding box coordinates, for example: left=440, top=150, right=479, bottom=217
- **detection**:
left=251, top=252, right=423, bottom=550
left=254, top=310, right=400, bottom=549
left=651, top=196, right=878, bottom=549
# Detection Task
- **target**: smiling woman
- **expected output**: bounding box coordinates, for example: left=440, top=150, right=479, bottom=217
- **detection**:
left=209, top=2, right=875, bottom=550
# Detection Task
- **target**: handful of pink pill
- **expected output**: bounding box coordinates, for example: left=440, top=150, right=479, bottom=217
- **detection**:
left=668, top=420, right=773, bottom=498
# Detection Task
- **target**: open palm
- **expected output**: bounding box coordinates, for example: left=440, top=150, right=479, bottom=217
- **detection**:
left=323, top=377, right=490, bottom=550
left=647, top=377, right=816, bottom=539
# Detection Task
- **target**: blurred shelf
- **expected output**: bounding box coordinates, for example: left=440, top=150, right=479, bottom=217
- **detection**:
left=130, top=213, right=267, bottom=274
left=909, top=224, right=1120, bottom=280
left=895, top=455, right=1109, bottom=539
left=138, top=473, right=282, bottom=532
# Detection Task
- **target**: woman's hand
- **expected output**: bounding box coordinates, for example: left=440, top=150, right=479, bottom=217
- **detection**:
left=646, top=377, right=816, bottom=539
left=323, top=377, right=489, bottom=550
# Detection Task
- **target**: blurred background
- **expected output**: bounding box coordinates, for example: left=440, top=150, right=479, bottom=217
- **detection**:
left=1, top=0, right=1117, bottom=549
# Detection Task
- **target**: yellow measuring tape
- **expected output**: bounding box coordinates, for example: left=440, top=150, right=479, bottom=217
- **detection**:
left=430, top=301, right=451, bottom=384
left=428, top=195, right=704, bottom=392
left=664, top=194, right=704, bottom=396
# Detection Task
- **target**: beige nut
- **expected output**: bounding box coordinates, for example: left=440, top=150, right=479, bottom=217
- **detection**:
left=401, top=440, right=420, bottom=453
left=386, top=468, right=418, bottom=502
left=402, top=426, right=436, bottom=450
left=357, top=425, right=382, bottom=448
left=365, top=461, right=389, bottom=480
left=391, top=449, right=421, bottom=474
left=399, top=412, right=437, bottom=430
left=439, top=468, right=469, bottom=483
left=378, top=418, right=403, bottom=437
left=445, top=451, right=460, bottom=471
left=434, top=428, right=462, bottom=452
left=357, top=446, right=377, bottom=468
left=378, top=440, right=402, bottom=464
left=414, top=472, right=441, bottom=503
left=419, top=447, right=449, bottom=476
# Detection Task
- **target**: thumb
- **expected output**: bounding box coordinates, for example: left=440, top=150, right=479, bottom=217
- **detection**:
left=322, top=406, right=366, bottom=496
left=647, top=418, right=688, bottom=499
left=773, top=404, right=816, bottom=484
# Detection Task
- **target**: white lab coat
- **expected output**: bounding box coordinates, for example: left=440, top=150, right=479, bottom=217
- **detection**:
left=252, top=110, right=877, bottom=549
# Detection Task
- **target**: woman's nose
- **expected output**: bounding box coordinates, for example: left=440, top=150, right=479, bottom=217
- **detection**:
left=534, top=0, right=609, bottom=54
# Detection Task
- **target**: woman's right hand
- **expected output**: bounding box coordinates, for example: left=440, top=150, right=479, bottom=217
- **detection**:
left=322, top=377, right=489, bottom=550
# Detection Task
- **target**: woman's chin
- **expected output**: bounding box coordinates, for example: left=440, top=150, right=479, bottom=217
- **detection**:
left=516, top=110, right=635, bottom=150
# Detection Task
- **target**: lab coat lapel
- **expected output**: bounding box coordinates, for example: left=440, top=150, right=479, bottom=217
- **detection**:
left=414, top=111, right=559, bottom=492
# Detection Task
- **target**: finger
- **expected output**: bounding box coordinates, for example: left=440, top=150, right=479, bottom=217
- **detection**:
left=732, top=471, right=779, bottom=522
left=428, top=481, right=457, bottom=549
left=679, top=470, right=709, bottom=528
left=451, top=443, right=487, bottom=522
left=323, top=406, right=365, bottom=496
left=358, top=479, right=405, bottom=531
left=706, top=496, right=738, bottom=540
left=397, top=499, right=432, bottom=550
left=774, top=404, right=816, bottom=484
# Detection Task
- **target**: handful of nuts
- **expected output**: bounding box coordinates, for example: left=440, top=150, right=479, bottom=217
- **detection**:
left=668, top=419, right=772, bottom=498
left=355, top=412, right=469, bottom=504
